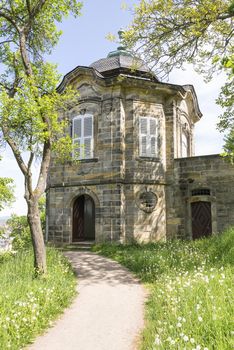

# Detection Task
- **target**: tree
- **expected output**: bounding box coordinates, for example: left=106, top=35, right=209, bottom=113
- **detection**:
left=0, top=158, right=14, bottom=211
left=217, top=55, right=234, bottom=162
left=0, top=1, right=82, bottom=274
left=123, top=0, right=234, bottom=158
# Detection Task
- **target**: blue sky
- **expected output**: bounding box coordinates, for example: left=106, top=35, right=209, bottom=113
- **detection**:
left=0, top=0, right=226, bottom=217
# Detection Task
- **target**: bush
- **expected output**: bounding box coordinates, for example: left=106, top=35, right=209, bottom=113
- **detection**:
left=6, top=214, right=32, bottom=250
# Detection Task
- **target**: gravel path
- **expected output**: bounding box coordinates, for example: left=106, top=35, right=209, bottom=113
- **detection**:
left=28, top=251, right=146, bottom=350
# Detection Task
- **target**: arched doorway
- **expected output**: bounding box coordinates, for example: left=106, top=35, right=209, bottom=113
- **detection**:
left=191, top=201, right=212, bottom=239
left=72, top=195, right=95, bottom=241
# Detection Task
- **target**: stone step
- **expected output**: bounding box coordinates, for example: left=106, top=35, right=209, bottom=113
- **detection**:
left=63, top=241, right=95, bottom=251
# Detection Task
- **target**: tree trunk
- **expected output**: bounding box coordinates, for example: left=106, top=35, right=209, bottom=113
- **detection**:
left=27, top=198, right=46, bottom=275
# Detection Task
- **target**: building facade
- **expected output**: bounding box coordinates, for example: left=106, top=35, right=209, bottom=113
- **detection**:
left=46, top=47, right=234, bottom=244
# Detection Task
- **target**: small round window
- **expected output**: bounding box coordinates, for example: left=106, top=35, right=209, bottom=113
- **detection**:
left=138, top=191, right=157, bottom=212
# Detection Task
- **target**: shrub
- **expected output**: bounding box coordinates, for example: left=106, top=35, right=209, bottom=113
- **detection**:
left=6, top=214, right=32, bottom=250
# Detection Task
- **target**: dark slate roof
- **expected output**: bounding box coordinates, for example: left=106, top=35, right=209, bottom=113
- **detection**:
left=90, top=54, right=149, bottom=73
left=90, top=47, right=158, bottom=81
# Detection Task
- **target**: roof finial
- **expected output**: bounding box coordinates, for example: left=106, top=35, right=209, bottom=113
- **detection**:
left=117, top=29, right=126, bottom=51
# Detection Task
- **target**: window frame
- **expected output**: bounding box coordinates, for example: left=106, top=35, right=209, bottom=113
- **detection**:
left=139, top=116, right=158, bottom=158
left=72, top=114, right=94, bottom=160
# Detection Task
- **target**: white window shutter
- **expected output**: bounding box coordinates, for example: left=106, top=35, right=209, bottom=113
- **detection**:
left=72, top=117, right=82, bottom=159
left=84, top=138, right=92, bottom=158
left=84, top=115, right=93, bottom=137
left=140, top=117, right=147, bottom=135
left=150, top=137, right=156, bottom=156
left=139, top=116, right=158, bottom=157
left=150, top=118, right=157, bottom=156
left=83, top=115, right=93, bottom=159
left=141, top=136, right=147, bottom=156
left=181, top=132, right=188, bottom=157
left=73, top=118, right=82, bottom=138
left=140, top=118, right=147, bottom=156
left=150, top=118, right=157, bottom=135
left=72, top=114, right=93, bottom=159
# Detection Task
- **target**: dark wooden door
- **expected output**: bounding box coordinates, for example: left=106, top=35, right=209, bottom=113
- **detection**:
left=84, top=196, right=95, bottom=240
left=73, top=195, right=85, bottom=241
left=191, top=201, right=212, bottom=239
left=72, top=195, right=95, bottom=241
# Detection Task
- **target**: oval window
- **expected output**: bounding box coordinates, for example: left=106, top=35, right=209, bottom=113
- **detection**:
left=137, top=191, right=158, bottom=212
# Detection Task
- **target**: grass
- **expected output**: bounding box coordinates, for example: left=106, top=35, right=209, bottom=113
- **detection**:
left=0, top=248, right=77, bottom=349
left=92, top=227, right=234, bottom=350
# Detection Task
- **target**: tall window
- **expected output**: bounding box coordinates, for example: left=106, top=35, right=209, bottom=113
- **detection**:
left=72, top=114, right=93, bottom=159
left=181, top=132, right=189, bottom=158
left=181, top=131, right=188, bottom=158
left=139, top=117, right=158, bottom=157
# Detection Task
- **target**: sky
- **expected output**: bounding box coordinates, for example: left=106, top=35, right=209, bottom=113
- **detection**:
left=0, top=0, right=226, bottom=217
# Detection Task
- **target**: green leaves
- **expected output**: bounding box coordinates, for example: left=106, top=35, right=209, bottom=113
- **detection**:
left=0, top=0, right=82, bottom=157
left=217, top=55, right=234, bottom=162
left=124, top=0, right=233, bottom=78
left=0, top=171, right=15, bottom=212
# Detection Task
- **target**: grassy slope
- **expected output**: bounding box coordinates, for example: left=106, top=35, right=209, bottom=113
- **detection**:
left=0, top=248, right=77, bottom=350
left=93, top=228, right=234, bottom=350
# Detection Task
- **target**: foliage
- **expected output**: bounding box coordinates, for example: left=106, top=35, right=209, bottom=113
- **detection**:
left=123, top=0, right=233, bottom=79
left=123, top=0, right=234, bottom=159
left=93, top=228, right=234, bottom=349
left=217, top=55, right=234, bottom=162
left=6, top=214, right=31, bottom=250
left=0, top=248, right=77, bottom=349
left=0, top=157, right=14, bottom=211
left=0, top=0, right=82, bottom=273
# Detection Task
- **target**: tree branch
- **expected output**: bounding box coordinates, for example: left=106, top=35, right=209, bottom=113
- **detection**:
left=31, top=0, right=48, bottom=18
left=26, top=0, right=31, bottom=15
left=1, top=125, right=28, bottom=176
left=0, top=10, right=19, bottom=32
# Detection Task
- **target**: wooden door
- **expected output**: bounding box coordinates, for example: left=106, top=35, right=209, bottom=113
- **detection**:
left=72, top=195, right=95, bottom=241
left=72, top=195, right=85, bottom=241
left=191, top=201, right=212, bottom=239
left=84, top=195, right=95, bottom=240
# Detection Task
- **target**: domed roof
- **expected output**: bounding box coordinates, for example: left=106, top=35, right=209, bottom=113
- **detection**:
left=90, top=40, right=157, bottom=80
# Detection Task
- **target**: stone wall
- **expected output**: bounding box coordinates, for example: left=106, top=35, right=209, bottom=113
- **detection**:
left=166, top=154, right=234, bottom=239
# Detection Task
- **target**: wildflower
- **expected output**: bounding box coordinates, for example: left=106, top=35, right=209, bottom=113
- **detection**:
left=176, top=322, right=182, bottom=328
left=183, top=335, right=189, bottom=342
left=154, top=335, right=161, bottom=345
left=198, top=316, right=203, bottom=322
left=190, top=338, right=195, bottom=344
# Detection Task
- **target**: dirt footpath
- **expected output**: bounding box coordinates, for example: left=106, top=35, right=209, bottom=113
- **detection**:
left=29, top=251, right=146, bottom=350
